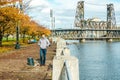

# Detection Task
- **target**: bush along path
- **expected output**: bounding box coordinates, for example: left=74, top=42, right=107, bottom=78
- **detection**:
left=0, top=43, right=56, bottom=80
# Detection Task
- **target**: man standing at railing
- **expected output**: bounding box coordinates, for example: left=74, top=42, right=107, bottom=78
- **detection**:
left=38, top=34, right=50, bottom=66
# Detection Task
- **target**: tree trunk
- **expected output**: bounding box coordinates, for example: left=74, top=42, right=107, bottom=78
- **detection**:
left=0, top=34, right=3, bottom=47
left=6, top=34, right=9, bottom=42
left=28, top=34, right=30, bottom=40
left=23, top=32, right=26, bottom=43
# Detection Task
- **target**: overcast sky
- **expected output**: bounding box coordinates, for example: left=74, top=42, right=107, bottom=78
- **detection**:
left=28, top=0, right=120, bottom=29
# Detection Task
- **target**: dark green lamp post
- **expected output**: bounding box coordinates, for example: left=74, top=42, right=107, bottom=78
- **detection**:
left=15, top=21, right=20, bottom=49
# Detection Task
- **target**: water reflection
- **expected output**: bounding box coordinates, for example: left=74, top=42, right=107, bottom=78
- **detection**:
left=68, top=41, right=120, bottom=80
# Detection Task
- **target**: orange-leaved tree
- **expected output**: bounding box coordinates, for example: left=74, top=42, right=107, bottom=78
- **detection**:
left=20, top=14, right=31, bottom=42
left=29, top=21, right=51, bottom=39
left=37, top=25, right=51, bottom=37
left=0, top=6, right=23, bottom=46
left=26, top=20, right=51, bottom=39
left=27, top=20, right=38, bottom=39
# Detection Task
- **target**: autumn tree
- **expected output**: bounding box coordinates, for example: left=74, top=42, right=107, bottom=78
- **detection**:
left=26, top=20, right=38, bottom=39
left=36, top=25, right=51, bottom=37
left=0, top=6, right=23, bottom=46
left=0, top=1, right=51, bottom=46
left=4, top=21, right=16, bottom=41
left=20, top=14, right=31, bottom=42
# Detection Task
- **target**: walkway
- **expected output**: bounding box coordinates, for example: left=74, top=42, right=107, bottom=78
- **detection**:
left=0, top=43, right=56, bottom=80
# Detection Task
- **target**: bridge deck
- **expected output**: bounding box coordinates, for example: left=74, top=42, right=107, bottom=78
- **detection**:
left=51, top=29, right=120, bottom=31
left=51, top=29, right=120, bottom=40
left=63, top=37, right=120, bottom=40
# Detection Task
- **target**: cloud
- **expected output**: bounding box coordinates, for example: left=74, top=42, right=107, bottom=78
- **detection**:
left=28, top=0, right=120, bottom=29
left=30, top=0, right=50, bottom=7
left=40, top=8, right=50, bottom=14
left=29, top=0, right=51, bottom=14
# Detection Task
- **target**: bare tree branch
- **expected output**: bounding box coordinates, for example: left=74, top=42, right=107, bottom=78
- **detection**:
left=22, top=0, right=32, bottom=13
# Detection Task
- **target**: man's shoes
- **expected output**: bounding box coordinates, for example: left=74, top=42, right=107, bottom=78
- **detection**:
left=40, top=64, right=45, bottom=66
left=40, top=64, right=42, bottom=66
left=43, top=64, right=46, bottom=66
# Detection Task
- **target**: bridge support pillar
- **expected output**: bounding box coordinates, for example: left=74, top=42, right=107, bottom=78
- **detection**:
left=106, top=38, right=113, bottom=42
left=79, top=39, right=86, bottom=43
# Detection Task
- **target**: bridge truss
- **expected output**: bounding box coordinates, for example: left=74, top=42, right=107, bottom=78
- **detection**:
left=51, top=29, right=120, bottom=40
left=51, top=1, right=120, bottom=40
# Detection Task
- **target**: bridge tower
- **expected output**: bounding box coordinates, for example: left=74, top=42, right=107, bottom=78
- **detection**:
left=106, top=4, right=116, bottom=42
left=74, top=1, right=84, bottom=28
left=107, top=4, right=116, bottom=29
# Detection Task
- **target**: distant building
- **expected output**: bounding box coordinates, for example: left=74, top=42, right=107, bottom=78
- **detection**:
left=118, top=27, right=120, bottom=29
left=87, top=17, right=101, bottom=22
left=0, top=0, right=23, bottom=10
left=91, top=17, right=101, bottom=22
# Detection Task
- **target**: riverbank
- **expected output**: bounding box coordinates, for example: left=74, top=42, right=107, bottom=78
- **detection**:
left=0, top=43, right=56, bottom=80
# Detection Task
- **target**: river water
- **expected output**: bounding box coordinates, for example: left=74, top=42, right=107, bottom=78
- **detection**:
left=67, top=41, right=120, bottom=80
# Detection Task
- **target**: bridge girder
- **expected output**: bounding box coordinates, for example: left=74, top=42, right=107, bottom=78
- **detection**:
left=51, top=29, right=120, bottom=40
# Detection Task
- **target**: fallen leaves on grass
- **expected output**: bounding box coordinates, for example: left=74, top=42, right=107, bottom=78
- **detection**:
left=0, top=46, right=14, bottom=53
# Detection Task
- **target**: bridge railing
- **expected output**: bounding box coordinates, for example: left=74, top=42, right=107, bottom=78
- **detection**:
left=52, top=37, right=79, bottom=80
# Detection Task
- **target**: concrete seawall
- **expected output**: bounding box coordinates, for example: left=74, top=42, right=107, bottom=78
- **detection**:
left=52, top=37, right=79, bottom=80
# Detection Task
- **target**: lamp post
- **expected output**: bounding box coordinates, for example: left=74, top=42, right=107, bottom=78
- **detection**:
left=53, top=17, right=55, bottom=36
left=15, top=0, right=23, bottom=49
left=50, top=9, right=56, bottom=37
left=50, top=9, right=53, bottom=36
left=15, top=21, right=20, bottom=49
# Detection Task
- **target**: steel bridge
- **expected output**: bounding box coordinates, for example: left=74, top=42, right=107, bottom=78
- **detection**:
left=51, top=29, right=120, bottom=40
left=51, top=1, right=120, bottom=41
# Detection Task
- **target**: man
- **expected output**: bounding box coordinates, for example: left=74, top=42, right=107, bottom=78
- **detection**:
left=38, top=34, right=50, bottom=66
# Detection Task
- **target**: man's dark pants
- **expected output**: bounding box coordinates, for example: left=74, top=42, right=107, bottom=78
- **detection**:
left=40, top=48, right=47, bottom=65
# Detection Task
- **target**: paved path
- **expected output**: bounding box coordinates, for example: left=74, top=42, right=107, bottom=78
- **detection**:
left=0, top=43, right=56, bottom=80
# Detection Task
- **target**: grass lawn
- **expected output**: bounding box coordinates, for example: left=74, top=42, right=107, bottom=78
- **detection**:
left=0, top=38, right=31, bottom=54
left=0, top=41, right=15, bottom=53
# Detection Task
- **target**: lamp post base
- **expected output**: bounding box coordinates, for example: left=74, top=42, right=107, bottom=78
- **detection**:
left=15, top=43, right=20, bottom=49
